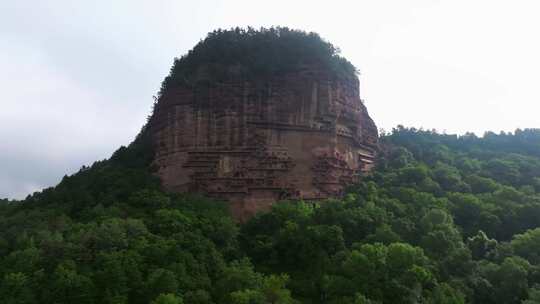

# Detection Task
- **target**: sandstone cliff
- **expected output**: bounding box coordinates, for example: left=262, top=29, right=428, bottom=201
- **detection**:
left=147, top=28, right=378, bottom=220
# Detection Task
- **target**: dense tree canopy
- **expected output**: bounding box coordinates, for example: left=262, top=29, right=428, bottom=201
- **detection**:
left=159, top=27, right=357, bottom=95
left=1, top=127, right=540, bottom=303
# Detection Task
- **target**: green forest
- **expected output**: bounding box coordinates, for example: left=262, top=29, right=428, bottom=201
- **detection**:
left=159, top=27, right=356, bottom=94
left=2, top=127, right=540, bottom=303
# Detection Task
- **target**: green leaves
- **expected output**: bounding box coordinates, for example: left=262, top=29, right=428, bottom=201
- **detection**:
left=159, top=27, right=357, bottom=95
left=0, top=272, right=36, bottom=304
left=2, top=127, right=540, bottom=303
left=512, top=228, right=540, bottom=264
left=340, top=243, right=433, bottom=303
left=151, top=293, right=184, bottom=304
left=49, top=261, right=95, bottom=304
left=229, top=274, right=295, bottom=304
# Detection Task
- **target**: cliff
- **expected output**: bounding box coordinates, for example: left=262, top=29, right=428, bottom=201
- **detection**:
left=147, top=28, right=378, bottom=219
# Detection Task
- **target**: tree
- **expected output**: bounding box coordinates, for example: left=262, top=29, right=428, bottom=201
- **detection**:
left=523, top=285, right=540, bottom=304
left=151, top=293, right=184, bottom=304
left=146, top=269, right=179, bottom=301
left=467, top=230, right=498, bottom=260
left=49, top=261, right=95, bottom=304
left=0, top=272, right=35, bottom=304
left=230, top=275, right=296, bottom=304
left=427, top=283, right=465, bottom=304
left=512, top=228, right=540, bottom=264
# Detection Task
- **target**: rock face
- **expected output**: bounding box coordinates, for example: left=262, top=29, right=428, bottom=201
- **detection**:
left=148, top=65, right=378, bottom=220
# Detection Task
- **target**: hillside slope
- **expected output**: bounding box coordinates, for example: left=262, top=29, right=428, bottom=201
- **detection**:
left=1, top=127, right=540, bottom=303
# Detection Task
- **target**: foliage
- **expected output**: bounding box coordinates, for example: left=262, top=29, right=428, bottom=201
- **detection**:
left=2, top=127, right=540, bottom=303
left=159, top=27, right=357, bottom=95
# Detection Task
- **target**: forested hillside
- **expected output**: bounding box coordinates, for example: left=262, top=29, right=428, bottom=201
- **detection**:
left=2, top=127, right=540, bottom=303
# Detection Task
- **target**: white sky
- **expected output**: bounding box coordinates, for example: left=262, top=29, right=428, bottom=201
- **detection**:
left=1, top=0, right=539, bottom=199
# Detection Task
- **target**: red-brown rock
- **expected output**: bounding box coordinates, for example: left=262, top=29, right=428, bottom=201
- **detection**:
left=147, top=65, right=378, bottom=220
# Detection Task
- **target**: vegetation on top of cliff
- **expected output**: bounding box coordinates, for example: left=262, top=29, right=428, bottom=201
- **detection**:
left=159, top=27, right=357, bottom=95
left=2, top=128, right=540, bottom=303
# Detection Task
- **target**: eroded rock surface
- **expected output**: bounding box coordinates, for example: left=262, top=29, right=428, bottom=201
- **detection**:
left=147, top=66, right=378, bottom=220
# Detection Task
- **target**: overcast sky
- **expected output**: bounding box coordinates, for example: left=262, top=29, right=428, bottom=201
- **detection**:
left=1, top=0, right=539, bottom=199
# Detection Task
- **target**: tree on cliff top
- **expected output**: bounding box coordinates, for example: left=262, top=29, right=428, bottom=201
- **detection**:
left=159, top=27, right=357, bottom=94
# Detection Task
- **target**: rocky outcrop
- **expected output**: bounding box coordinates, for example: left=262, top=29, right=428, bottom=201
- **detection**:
left=147, top=65, right=378, bottom=220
